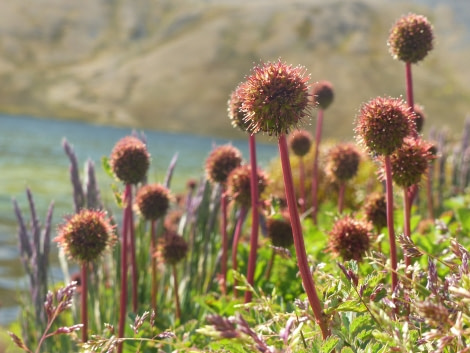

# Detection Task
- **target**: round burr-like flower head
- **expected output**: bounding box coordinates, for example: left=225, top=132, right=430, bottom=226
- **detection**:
left=390, top=137, right=435, bottom=188
left=159, top=231, right=188, bottom=265
left=363, top=192, right=387, bottom=231
left=355, top=96, right=415, bottom=156
left=205, top=145, right=242, bottom=184
left=413, top=104, right=426, bottom=133
left=311, top=80, right=334, bottom=110
left=226, top=165, right=268, bottom=207
left=267, top=213, right=293, bottom=248
left=288, top=130, right=313, bottom=157
left=135, top=183, right=171, bottom=221
left=328, top=216, right=372, bottom=261
left=325, top=143, right=361, bottom=182
left=228, top=84, right=251, bottom=132
left=110, top=136, right=150, bottom=185
left=55, top=209, right=115, bottom=263
left=388, top=13, right=434, bottom=64
left=239, top=59, right=310, bottom=137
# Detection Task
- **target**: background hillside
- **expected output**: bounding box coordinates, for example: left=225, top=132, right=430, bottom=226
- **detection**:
left=0, top=0, right=469, bottom=141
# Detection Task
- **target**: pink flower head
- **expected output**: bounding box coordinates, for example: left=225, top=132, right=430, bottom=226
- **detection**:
left=239, top=59, right=310, bottom=137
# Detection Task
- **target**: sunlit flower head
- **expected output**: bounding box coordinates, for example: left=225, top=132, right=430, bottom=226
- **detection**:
left=110, top=136, right=150, bottom=185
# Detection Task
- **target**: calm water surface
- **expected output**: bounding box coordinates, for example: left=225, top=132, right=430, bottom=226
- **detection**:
left=0, top=114, right=278, bottom=326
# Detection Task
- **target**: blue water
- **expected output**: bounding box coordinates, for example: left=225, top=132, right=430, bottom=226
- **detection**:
left=0, top=114, right=278, bottom=326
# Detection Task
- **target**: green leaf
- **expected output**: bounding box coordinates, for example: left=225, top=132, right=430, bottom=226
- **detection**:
left=336, top=300, right=367, bottom=313
left=341, top=348, right=354, bottom=353
left=350, top=315, right=370, bottom=337
left=320, top=336, right=339, bottom=353
left=111, top=183, right=123, bottom=207
left=101, top=156, right=114, bottom=178
left=456, top=208, right=470, bottom=233
left=372, top=329, right=394, bottom=345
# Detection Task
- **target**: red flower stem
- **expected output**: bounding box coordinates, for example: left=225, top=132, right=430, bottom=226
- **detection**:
left=150, top=219, right=158, bottom=313
left=264, top=250, right=276, bottom=281
left=405, top=62, right=414, bottom=110
left=117, top=184, right=131, bottom=353
left=129, top=188, right=138, bottom=313
left=403, top=187, right=412, bottom=272
left=299, top=157, right=306, bottom=214
left=220, top=188, right=228, bottom=296
left=232, top=206, right=248, bottom=298
left=279, top=134, right=329, bottom=339
left=173, top=264, right=181, bottom=321
left=384, top=157, right=398, bottom=292
left=244, top=134, right=260, bottom=304
left=312, top=109, right=324, bottom=224
left=338, top=183, right=345, bottom=214
left=81, top=263, right=88, bottom=342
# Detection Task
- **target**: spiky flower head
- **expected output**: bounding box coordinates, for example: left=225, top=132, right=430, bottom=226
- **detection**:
left=388, top=13, right=434, bottom=64
left=328, top=216, right=371, bottom=261
left=389, top=137, right=436, bottom=187
left=413, top=104, right=426, bottom=133
left=363, top=192, right=387, bottom=231
left=288, top=130, right=313, bottom=157
left=267, top=212, right=293, bottom=248
left=159, top=231, right=188, bottom=265
left=135, top=183, right=171, bottom=221
left=205, top=145, right=242, bottom=184
left=226, top=165, right=268, bottom=207
left=355, top=96, right=415, bottom=156
left=239, top=59, right=310, bottom=137
left=55, top=209, right=115, bottom=263
left=110, top=136, right=150, bottom=185
left=228, top=84, right=251, bottom=132
left=311, top=80, right=334, bottom=110
left=325, top=143, right=361, bottom=183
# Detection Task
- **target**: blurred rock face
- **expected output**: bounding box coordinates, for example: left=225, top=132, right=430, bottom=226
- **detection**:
left=0, top=0, right=468, bottom=140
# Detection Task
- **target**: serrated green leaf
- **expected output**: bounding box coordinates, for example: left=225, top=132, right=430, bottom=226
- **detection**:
left=336, top=300, right=367, bottom=313
left=372, top=329, right=394, bottom=344
left=350, top=315, right=370, bottom=337
left=456, top=208, right=470, bottom=233
left=320, top=336, right=339, bottom=353
left=341, top=347, right=354, bottom=353
left=101, top=156, right=114, bottom=178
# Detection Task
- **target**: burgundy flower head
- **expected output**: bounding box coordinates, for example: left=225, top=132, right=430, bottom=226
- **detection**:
left=239, top=59, right=310, bottom=137
left=135, top=183, right=171, bottom=221
left=325, top=143, right=361, bottom=183
left=311, top=81, right=334, bottom=110
left=205, top=145, right=242, bottom=184
left=267, top=212, right=294, bottom=248
left=363, top=192, right=387, bottom=231
left=288, top=130, right=313, bottom=157
left=388, top=13, right=434, bottom=64
left=226, top=165, right=268, bottom=207
left=355, top=97, right=415, bottom=156
left=228, top=84, right=251, bottom=132
left=159, top=231, right=188, bottom=265
left=110, top=136, right=150, bottom=185
left=55, top=209, right=115, bottom=263
left=328, top=216, right=371, bottom=261
left=389, top=137, right=436, bottom=187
